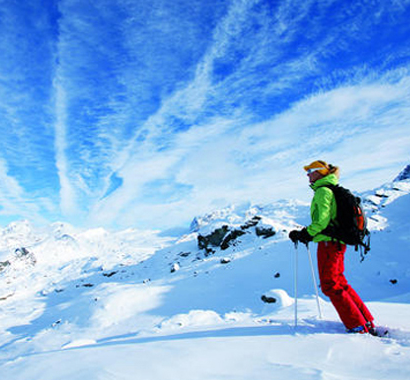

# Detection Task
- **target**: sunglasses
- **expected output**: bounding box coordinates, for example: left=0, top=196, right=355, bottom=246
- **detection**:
left=306, top=167, right=324, bottom=175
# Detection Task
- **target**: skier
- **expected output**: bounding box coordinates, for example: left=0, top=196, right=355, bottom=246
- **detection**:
left=289, top=160, right=377, bottom=335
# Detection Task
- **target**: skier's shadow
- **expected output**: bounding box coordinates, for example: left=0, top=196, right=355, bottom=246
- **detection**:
left=87, top=320, right=344, bottom=350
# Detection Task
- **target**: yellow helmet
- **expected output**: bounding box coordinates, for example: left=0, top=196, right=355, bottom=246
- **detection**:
left=303, top=160, right=330, bottom=176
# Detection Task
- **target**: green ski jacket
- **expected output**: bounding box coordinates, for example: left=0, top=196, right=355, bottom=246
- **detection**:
left=306, top=173, right=339, bottom=242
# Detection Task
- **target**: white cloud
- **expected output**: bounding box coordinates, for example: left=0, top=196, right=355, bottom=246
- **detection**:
left=2, top=0, right=410, bottom=230
left=86, top=66, right=410, bottom=229
left=0, top=158, right=49, bottom=223
left=53, top=79, right=78, bottom=217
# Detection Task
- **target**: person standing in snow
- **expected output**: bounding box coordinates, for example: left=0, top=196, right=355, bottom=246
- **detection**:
left=289, top=160, right=376, bottom=335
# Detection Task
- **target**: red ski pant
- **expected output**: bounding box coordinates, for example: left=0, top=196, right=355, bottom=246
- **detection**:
left=317, top=241, right=373, bottom=330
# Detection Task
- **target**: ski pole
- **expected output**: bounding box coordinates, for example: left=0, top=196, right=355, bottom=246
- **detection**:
left=294, top=243, right=298, bottom=328
left=306, top=244, right=322, bottom=319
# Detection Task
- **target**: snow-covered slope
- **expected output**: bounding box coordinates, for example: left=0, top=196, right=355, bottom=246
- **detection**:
left=1, top=173, right=410, bottom=380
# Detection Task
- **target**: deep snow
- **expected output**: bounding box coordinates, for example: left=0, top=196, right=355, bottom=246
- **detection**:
left=1, top=174, right=410, bottom=379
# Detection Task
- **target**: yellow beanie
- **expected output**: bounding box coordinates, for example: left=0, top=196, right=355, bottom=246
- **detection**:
left=303, top=160, right=330, bottom=176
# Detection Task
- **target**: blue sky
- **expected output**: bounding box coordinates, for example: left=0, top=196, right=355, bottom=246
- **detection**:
left=1, top=0, right=410, bottom=230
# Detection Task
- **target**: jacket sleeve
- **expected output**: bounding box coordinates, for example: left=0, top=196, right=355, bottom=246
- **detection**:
left=307, top=187, right=334, bottom=237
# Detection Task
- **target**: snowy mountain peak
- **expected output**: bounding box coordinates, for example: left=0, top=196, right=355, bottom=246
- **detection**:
left=394, top=164, right=410, bottom=181
left=363, top=173, right=410, bottom=214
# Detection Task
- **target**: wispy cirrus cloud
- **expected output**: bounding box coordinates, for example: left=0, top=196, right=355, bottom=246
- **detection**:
left=79, top=0, right=410, bottom=228
left=52, top=0, right=228, bottom=220
left=0, top=158, right=51, bottom=224
left=0, top=1, right=59, bottom=223
left=88, top=69, right=410, bottom=228
left=1, top=0, right=410, bottom=229
left=0, top=2, right=57, bottom=176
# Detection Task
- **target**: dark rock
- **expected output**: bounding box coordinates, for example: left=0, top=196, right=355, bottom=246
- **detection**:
left=0, top=260, right=11, bottom=272
left=241, top=216, right=262, bottom=230
left=204, top=248, right=215, bottom=255
left=14, top=247, right=37, bottom=265
left=255, top=226, right=276, bottom=239
left=221, top=229, right=246, bottom=250
left=261, top=295, right=277, bottom=304
left=198, top=225, right=229, bottom=250
left=375, top=193, right=388, bottom=198
left=0, top=293, right=14, bottom=301
left=103, top=271, right=118, bottom=277
left=15, top=247, right=30, bottom=257
left=171, top=263, right=180, bottom=273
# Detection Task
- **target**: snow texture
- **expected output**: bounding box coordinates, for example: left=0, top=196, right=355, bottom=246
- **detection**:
left=1, top=175, right=410, bottom=379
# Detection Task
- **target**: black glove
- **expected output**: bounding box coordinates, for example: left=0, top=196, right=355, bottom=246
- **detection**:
left=289, top=227, right=313, bottom=245
left=289, top=230, right=300, bottom=243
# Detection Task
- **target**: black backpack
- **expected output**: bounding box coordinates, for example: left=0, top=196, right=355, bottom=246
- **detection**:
left=320, top=184, right=370, bottom=260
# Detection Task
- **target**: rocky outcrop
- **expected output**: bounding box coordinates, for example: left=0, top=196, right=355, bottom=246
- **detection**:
left=0, top=260, right=10, bottom=273
left=197, top=216, right=276, bottom=253
left=198, top=225, right=230, bottom=254
left=15, top=247, right=37, bottom=266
